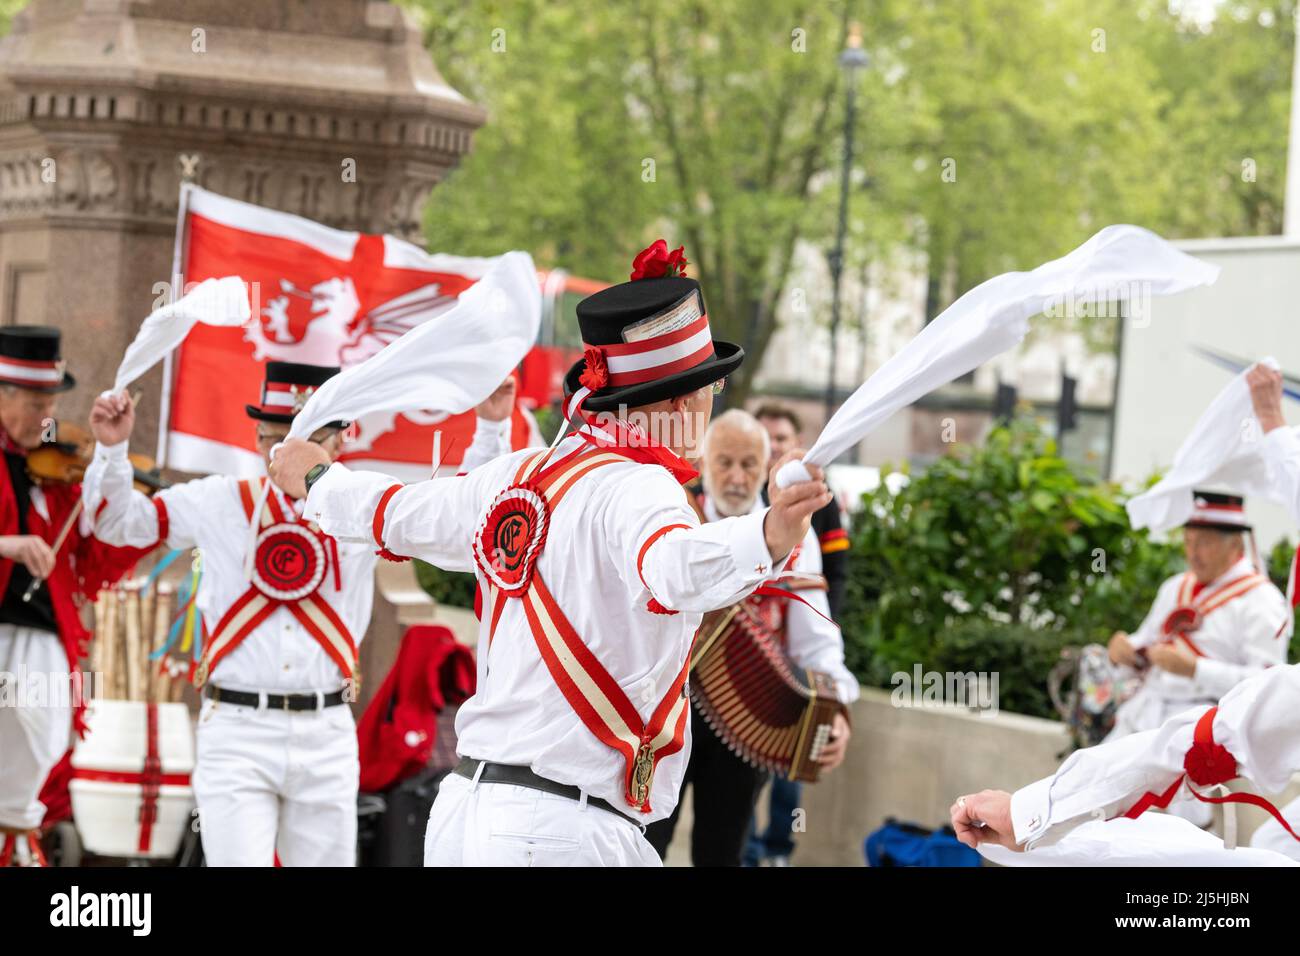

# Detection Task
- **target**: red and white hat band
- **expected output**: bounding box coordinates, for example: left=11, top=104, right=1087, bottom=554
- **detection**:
left=0, top=355, right=63, bottom=386
left=599, top=314, right=715, bottom=387
left=261, top=381, right=315, bottom=411
left=1189, top=499, right=1248, bottom=528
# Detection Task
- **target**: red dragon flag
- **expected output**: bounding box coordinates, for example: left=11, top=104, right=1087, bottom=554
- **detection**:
left=163, top=184, right=541, bottom=480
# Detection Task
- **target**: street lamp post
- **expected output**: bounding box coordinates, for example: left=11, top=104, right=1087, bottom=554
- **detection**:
left=824, top=22, right=869, bottom=435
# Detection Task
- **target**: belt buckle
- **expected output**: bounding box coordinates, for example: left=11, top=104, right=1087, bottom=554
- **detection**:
left=280, top=694, right=293, bottom=712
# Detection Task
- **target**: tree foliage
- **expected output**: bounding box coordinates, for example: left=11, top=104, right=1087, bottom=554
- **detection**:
left=404, top=0, right=1295, bottom=399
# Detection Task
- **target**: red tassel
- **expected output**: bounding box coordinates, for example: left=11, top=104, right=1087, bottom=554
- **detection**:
left=326, top=536, right=342, bottom=591
left=27, top=833, right=47, bottom=867
left=645, top=597, right=677, bottom=616
left=376, top=548, right=410, bottom=564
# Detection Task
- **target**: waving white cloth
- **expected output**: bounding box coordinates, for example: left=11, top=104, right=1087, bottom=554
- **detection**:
left=1126, top=357, right=1298, bottom=532
left=776, top=225, right=1219, bottom=487
left=112, top=277, right=250, bottom=392
left=286, top=250, right=541, bottom=441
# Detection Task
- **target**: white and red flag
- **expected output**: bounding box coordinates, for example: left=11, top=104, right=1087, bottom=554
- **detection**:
left=162, top=184, right=542, bottom=480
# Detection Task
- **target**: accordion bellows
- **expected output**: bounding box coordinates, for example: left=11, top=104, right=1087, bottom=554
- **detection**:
left=690, top=599, right=843, bottom=783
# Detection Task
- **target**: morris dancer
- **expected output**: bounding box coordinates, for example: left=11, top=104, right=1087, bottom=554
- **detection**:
left=271, top=242, right=833, bottom=866
left=951, top=363, right=1300, bottom=862
left=1106, top=490, right=1288, bottom=749
left=645, top=409, right=857, bottom=866
left=1245, top=362, right=1300, bottom=860
left=0, top=327, right=145, bottom=867
left=85, top=360, right=520, bottom=866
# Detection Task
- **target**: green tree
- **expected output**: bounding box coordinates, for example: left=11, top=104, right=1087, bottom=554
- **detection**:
left=405, top=0, right=1283, bottom=399
left=0, top=0, right=26, bottom=36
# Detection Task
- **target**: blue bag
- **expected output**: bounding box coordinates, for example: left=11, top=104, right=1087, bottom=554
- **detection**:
left=864, top=818, right=982, bottom=867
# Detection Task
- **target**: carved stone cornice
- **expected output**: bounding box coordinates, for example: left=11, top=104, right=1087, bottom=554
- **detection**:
left=0, top=0, right=484, bottom=240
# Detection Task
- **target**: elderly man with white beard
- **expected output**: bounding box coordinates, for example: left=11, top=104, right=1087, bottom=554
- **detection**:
left=644, top=409, right=858, bottom=866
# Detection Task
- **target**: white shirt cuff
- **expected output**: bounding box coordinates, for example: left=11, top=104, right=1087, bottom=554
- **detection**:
left=728, top=508, right=783, bottom=580
left=1010, top=776, right=1055, bottom=846
left=476, top=416, right=512, bottom=441
left=303, top=462, right=363, bottom=536
left=95, top=440, right=129, bottom=461
left=1262, top=424, right=1300, bottom=462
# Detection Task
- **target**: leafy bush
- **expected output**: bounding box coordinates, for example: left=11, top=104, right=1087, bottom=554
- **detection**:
left=842, top=420, right=1186, bottom=718
left=413, top=560, right=477, bottom=609
left=1267, top=536, right=1299, bottom=663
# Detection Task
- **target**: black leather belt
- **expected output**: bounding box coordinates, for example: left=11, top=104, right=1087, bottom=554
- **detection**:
left=206, top=685, right=346, bottom=711
left=453, top=758, right=633, bottom=823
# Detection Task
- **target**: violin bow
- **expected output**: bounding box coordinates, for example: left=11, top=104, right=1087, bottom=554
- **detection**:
left=22, top=391, right=142, bottom=603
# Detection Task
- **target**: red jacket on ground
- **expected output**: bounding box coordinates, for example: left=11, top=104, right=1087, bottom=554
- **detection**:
left=358, top=624, right=476, bottom=793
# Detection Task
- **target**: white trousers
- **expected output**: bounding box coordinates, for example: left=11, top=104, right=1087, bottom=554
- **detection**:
left=424, top=772, right=662, bottom=867
left=1249, top=795, right=1300, bottom=862
left=0, top=625, right=71, bottom=830
left=193, top=695, right=359, bottom=866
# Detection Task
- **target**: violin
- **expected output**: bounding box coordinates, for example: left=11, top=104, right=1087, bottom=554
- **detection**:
left=19, top=420, right=168, bottom=604
left=26, top=420, right=166, bottom=494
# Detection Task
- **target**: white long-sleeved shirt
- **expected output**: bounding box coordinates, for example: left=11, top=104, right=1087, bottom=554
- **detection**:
left=1106, top=556, right=1290, bottom=737
left=701, top=495, right=859, bottom=705
left=79, top=417, right=520, bottom=693
left=304, top=435, right=789, bottom=822
left=458, top=413, right=543, bottom=474
left=1262, top=425, right=1300, bottom=600
left=1007, top=418, right=1300, bottom=854
left=82, top=441, right=378, bottom=693
left=1012, top=662, right=1300, bottom=849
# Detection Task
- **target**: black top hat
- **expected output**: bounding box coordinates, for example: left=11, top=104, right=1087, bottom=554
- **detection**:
left=246, top=361, right=342, bottom=425
left=563, top=243, right=743, bottom=413
left=1185, top=490, right=1251, bottom=533
left=0, top=326, right=75, bottom=393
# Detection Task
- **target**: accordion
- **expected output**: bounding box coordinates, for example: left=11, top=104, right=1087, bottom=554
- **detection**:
left=690, top=597, right=845, bottom=783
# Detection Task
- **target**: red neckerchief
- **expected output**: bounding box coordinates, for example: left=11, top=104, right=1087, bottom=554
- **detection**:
left=0, top=425, right=28, bottom=458
left=575, top=411, right=698, bottom=485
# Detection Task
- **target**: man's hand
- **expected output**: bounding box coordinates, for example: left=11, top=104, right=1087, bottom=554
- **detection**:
left=763, top=450, right=832, bottom=565
left=1147, top=641, right=1196, bottom=678
left=267, top=438, right=330, bottom=500
left=950, top=789, right=1022, bottom=852
left=1247, top=363, right=1286, bottom=434
left=476, top=376, right=517, bottom=423
left=89, top=390, right=135, bottom=446
left=816, top=712, right=851, bottom=771
left=0, top=534, right=55, bottom=578
left=1108, top=631, right=1139, bottom=667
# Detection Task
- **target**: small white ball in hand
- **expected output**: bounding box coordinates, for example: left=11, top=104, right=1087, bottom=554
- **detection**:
left=774, top=458, right=813, bottom=489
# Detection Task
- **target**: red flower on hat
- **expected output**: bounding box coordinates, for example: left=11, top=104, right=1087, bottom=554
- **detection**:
left=630, top=239, right=689, bottom=280
left=579, top=346, right=609, bottom=391
left=1183, top=738, right=1237, bottom=787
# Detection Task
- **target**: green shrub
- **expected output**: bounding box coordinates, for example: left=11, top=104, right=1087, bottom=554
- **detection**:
left=843, top=420, right=1186, bottom=718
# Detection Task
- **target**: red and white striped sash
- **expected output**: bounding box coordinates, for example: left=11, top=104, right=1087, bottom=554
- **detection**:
left=474, top=447, right=692, bottom=814
left=194, top=479, right=356, bottom=688
left=1162, top=570, right=1268, bottom=657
